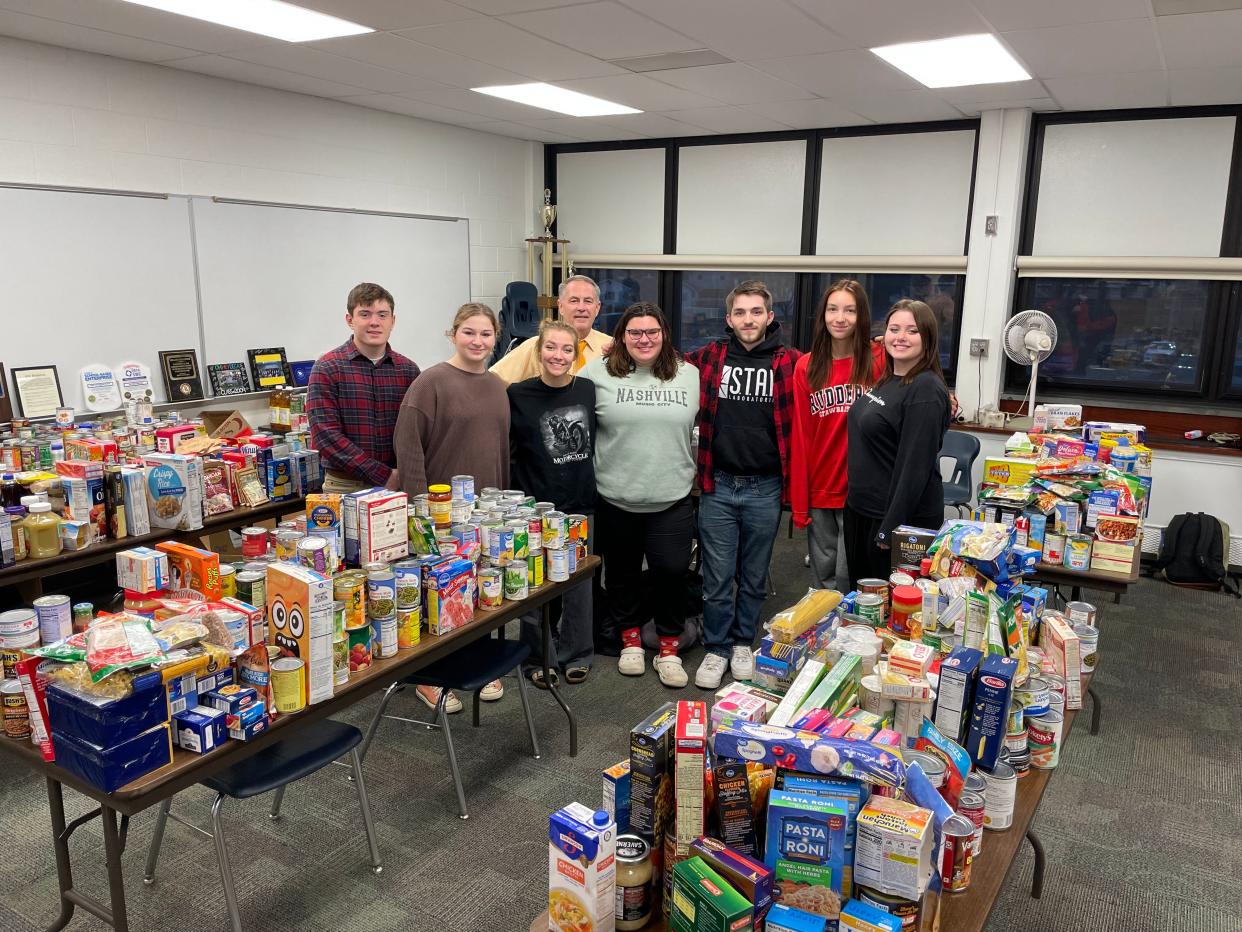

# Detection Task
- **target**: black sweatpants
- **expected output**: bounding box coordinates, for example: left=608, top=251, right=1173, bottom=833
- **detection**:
left=595, top=495, right=694, bottom=650
left=844, top=505, right=944, bottom=590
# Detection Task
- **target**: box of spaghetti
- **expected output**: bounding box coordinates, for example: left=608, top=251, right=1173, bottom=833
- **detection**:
left=670, top=856, right=753, bottom=932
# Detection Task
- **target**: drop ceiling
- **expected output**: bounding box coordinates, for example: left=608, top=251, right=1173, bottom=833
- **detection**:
left=3, top=0, right=1242, bottom=142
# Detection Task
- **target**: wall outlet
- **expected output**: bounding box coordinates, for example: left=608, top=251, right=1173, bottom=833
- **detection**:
left=969, top=338, right=989, bottom=357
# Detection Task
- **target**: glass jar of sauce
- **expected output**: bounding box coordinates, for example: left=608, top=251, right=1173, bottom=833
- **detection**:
left=614, top=834, right=653, bottom=930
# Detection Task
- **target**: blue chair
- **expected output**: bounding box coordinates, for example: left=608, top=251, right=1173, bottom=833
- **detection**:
left=360, top=636, right=540, bottom=820
left=143, top=721, right=381, bottom=932
left=941, top=430, right=981, bottom=517
left=495, top=280, right=542, bottom=363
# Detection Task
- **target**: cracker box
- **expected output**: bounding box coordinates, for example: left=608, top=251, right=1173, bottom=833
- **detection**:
left=675, top=701, right=708, bottom=857
left=766, top=903, right=828, bottom=932
left=155, top=424, right=199, bottom=454
left=839, top=899, right=901, bottom=932
left=115, top=547, right=169, bottom=594
left=932, top=647, right=982, bottom=746
left=765, top=790, right=848, bottom=924
left=603, top=760, right=631, bottom=834
left=670, top=857, right=753, bottom=932
left=982, top=457, right=1039, bottom=487
left=172, top=706, right=226, bottom=754
left=688, top=837, right=773, bottom=924
left=548, top=802, right=616, bottom=932
left=965, top=654, right=1018, bottom=769
left=156, top=541, right=222, bottom=599
left=853, top=797, right=933, bottom=901
left=770, top=659, right=827, bottom=727
left=265, top=563, right=334, bottom=707
left=1043, top=614, right=1083, bottom=709
left=713, top=762, right=758, bottom=856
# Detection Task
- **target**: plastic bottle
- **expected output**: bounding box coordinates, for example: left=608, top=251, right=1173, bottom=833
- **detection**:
left=24, top=502, right=62, bottom=559
left=5, top=505, right=28, bottom=561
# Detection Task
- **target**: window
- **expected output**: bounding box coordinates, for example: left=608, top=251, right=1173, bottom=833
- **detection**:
left=1227, top=314, right=1242, bottom=396
left=1008, top=278, right=1214, bottom=395
left=573, top=267, right=659, bottom=338
left=677, top=271, right=796, bottom=353
left=809, top=272, right=965, bottom=381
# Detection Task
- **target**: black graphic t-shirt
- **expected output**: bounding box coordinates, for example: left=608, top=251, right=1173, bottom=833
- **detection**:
left=508, top=376, right=597, bottom=513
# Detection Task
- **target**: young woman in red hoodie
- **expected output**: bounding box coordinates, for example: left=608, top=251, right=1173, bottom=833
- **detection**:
left=790, top=279, right=884, bottom=591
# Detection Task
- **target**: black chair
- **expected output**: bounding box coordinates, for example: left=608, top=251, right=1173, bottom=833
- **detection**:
left=360, top=636, right=540, bottom=820
left=495, top=280, right=541, bottom=363
left=144, top=721, right=381, bottom=932
left=941, top=430, right=981, bottom=517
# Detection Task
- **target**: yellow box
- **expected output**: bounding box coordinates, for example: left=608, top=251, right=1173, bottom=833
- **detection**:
left=1091, top=539, right=1137, bottom=562
left=983, top=457, right=1039, bottom=486
left=1090, top=555, right=1134, bottom=575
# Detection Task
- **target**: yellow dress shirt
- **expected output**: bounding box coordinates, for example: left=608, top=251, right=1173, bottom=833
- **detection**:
left=489, top=328, right=611, bottom=385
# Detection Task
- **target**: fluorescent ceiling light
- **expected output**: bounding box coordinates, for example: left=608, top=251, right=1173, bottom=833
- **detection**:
left=871, top=33, right=1029, bottom=88
left=119, top=0, right=372, bottom=42
left=472, top=83, right=641, bottom=117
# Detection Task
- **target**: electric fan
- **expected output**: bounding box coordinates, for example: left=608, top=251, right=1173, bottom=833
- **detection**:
left=1002, top=309, right=1058, bottom=421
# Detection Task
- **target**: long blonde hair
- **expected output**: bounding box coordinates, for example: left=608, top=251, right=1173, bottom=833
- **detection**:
left=536, top=319, right=579, bottom=377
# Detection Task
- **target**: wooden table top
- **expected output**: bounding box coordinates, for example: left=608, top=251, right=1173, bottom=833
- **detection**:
left=1032, top=538, right=1141, bottom=591
left=0, top=556, right=600, bottom=816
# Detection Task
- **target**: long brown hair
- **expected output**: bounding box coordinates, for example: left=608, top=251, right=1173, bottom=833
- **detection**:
left=806, top=279, right=875, bottom=391
left=880, top=299, right=946, bottom=386
left=606, top=302, right=680, bottom=382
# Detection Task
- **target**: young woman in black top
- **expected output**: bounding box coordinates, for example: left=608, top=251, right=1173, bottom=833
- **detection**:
left=508, top=319, right=597, bottom=686
left=844, top=299, right=951, bottom=587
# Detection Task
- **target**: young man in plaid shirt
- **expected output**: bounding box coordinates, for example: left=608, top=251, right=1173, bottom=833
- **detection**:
left=308, top=282, right=420, bottom=494
left=683, top=280, right=801, bottom=689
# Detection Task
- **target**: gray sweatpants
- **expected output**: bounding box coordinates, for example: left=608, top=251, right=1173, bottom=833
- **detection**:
left=807, top=507, right=851, bottom=592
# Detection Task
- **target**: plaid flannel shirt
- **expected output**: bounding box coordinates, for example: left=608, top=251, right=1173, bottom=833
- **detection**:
left=684, top=336, right=802, bottom=505
left=307, top=340, right=419, bottom=486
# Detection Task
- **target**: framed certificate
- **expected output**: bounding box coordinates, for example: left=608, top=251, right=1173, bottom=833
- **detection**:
left=208, top=362, right=252, bottom=397
left=158, top=349, right=205, bottom=401
left=11, top=365, right=64, bottom=419
left=289, top=360, right=315, bottom=387
left=247, top=347, right=290, bottom=389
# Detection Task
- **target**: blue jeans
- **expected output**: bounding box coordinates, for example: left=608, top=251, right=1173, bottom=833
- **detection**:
left=698, top=471, right=783, bottom=658
left=521, top=515, right=594, bottom=671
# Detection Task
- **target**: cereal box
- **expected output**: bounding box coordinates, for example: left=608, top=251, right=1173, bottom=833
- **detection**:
left=853, top=797, right=934, bottom=901
left=688, top=837, right=773, bottom=923
left=1032, top=403, right=1082, bottom=433
left=764, top=790, right=848, bottom=925
left=602, top=760, right=631, bottom=834
left=670, top=857, right=753, bottom=932
left=265, top=563, right=334, bottom=707
left=156, top=541, right=221, bottom=599
left=115, top=547, right=169, bottom=594
left=630, top=703, right=677, bottom=887
left=143, top=454, right=203, bottom=531
left=548, top=802, right=616, bottom=932
left=675, top=701, right=708, bottom=856
left=343, top=489, right=408, bottom=566
left=965, top=654, right=1017, bottom=770
left=1043, top=614, right=1082, bottom=709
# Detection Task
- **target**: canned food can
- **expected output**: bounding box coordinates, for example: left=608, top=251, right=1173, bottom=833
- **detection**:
left=503, top=559, right=529, bottom=601
left=941, top=813, right=975, bottom=893
left=0, top=608, right=37, bottom=638
left=567, top=542, right=580, bottom=575
left=274, top=528, right=302, bottom=562
left=334, top=576, right=364, bottom=629
left=567, top=514, right=589, bottom=542
left=33, top=595, right=72, bottom=645
left=1073, top=623, right=1099, bottom=670
left=372, top=616, right=397, bottom=659
left=332, top=635, right=349, bottom=686
left=859, top=577, right=889, bottom=616
left=542, top=511, right=569, bottom=550
left=347, top=625, right=372, bottom=672
left=905, top=750, right=946, bottom=790
left=525, top=516, right=543, bottom=552
left=507, top=521, right=529, bottom=561
left=1028, top=710, right=1064, bottom=769
left=856, top=887, right=920, bottom=930
left=296, top=536, right=329, bottom=574
left=71, top=602, right=94, bottom=634
left=451, top=523, right=480, bottom=553
left=547, top=546, right=569, bottom=582
left=1066, top=600, right=1097, bottom=627
left=451, top=474, right=475, bottom=503
left=218, top=565, right=237, bottom=600
left=1043, top=532, right=1066, bottom=565
left=2, top=680, right=31, bottom=740
left=236, top=571, right=266, bottom=610
left=0, top=631, right=38, bottom=681
left=527, top=550, right=544, bottom=588
left=982, top=761, right=1017, bottom=830
left=854, top=593, right=884, bottom=626
left=1064, top=534, right=1091, bottom=570
left=479, top=568, right=504, bottom=608
left=412, top=493, right=431, bottom=518
left=271, top=658, right=306, bottom=713
left=241, top=526, right=268, bottom=558
left=889, top=570, right=915, bottom=588
left=365, top=568, right=396, bottom=620
left=393, top=560, right=422, bottom=611
left=957, top=791, right=986, bottom=858
left=396, top=607, right=420, bottom=650
left=331, top=600, right=346, bottom=639
left=450, top=500, right=472, bottom=525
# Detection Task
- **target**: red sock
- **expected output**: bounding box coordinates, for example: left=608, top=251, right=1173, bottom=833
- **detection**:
left=658, top=636, right=679, bottom=658
left=621, top=627, right=642, bottom=650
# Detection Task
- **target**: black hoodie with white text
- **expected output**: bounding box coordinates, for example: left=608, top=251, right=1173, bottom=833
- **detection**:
left=710, top=326, right=782, bottom=477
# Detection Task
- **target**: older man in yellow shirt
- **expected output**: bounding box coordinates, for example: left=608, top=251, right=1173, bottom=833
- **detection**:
left=490, top=274, right=612, bottom=384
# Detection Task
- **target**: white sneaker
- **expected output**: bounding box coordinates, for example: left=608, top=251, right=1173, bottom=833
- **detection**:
left=730, top=645, right=754, bottom=682
left=479, top=679, right=504, bottom=701
left=417, top=685, right=463, bottom=714
left=695, top=653, right=729, bottom=690
left=655, top=655, right=688, bottom=688
left=618, top=647, right=646, bottom=676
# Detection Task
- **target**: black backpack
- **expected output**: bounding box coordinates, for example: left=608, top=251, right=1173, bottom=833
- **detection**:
left=1149, top=512, right=1240, bottom=597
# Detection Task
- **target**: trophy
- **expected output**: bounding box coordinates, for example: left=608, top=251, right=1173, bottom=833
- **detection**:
left=540, top=188, right=556, bottom=238
left=527, top=188, right=569, bottom=317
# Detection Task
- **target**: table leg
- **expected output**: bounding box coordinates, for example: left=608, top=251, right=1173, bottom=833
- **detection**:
left=542, top=602, right=578, bottom=757
left=101, top=805, right=130, bottom=932
left=1088, top=684, right=1102, bottom=736
left=44, top=779, right=76, bottom=932
left=1026, top=829, right=1045, bottom=899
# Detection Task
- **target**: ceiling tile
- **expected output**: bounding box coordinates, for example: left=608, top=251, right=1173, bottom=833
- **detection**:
left=619, top=0, right=854, bottom=59
left=167, top=55, right=370, bottom=98
left=938, top=79, right=1050, bottom=104
left=501, top=2, right=701, bottom=60
left=974, top=0, right=1153, bottom=31
left=397, top=18, right=625, bottom=80
left=790, top=0, right=991, bottom=46
left=222, top=44, right=451, bottom=96
left=834, top=90, right=966, bottom=123
left=453, top=0, right=592, bottom=13
left=518, top=116, right=647, bottom=140
left=750, top=50, right=921, bottom=96
left=337, top=93, right=494, bottom=123
left=596, top=111, right=713, bottom=136
left=740, top=98, right=870, bottom=129
left=309, top=33, right=527, bottom=87
left=1168, top=66, right=1242, bottom=104
left=557, top=73, right=721, bottom=111
left=1043, top=71, right=1169, bottom=109
left=664, top=105, right=794, bottom=133
left=950, top=96, right=1061, bottom=115
left=469, top=119, right=583, bottom=141
left=1154, top=0, right=1242, bottom=13
left=645, top=63, right=815, bottom=104
left=1003, top=19, right=1162, bottom=78
left=294, top=0, right=481, bottom=30
left=401, top=85, right=568, bottom=121
left=0, top=8, right=196, bottom=61
left=1157, top=9, right=1242, bottom=69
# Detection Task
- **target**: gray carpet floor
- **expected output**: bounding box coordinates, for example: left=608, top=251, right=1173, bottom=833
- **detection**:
left=1, top=531, right=1239, bottom=932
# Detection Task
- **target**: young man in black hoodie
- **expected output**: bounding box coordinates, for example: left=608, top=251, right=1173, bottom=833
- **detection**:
left=684, top=281, right=801, bottom=689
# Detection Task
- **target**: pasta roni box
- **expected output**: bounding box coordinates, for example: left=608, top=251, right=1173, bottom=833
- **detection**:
left=630, top=704, right=677, bottom=890
left=764, top=790, right=848, bottom=927
left=265, top=563, right=335, bottom=707
left=774, top=772, right=870, bottom=895
left=670, top=857, right=753, bottom=932
left=548, top=802, right=616, bottom=932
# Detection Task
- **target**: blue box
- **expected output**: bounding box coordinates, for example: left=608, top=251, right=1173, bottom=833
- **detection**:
left=196, top=666, right=234, bottom=697
left=165, top=671, right=198, bottom=716
left=1025, top=512, right=1047, bottom=551
left=840, top=898, right=902, bottom=932
left=765, top=902, right=827, bottom=932
left=764, top=790, right=849, bottom=902
left=223, top=699, right=265, bottom=731
left=966, top=654, right=1018, bottom=770
left=229, top=713, right=270, bottom=741
left=172, top=706, right=226, bottom=754
left=52, top=723, right=172, bottom=793
left=200, top=684, right=258, bottom=716
left=933, top=647, right=983, bottom=745
left=45, top=670, right=168, bottom=748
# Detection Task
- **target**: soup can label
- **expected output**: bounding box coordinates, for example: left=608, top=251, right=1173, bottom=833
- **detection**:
left=957, top=791, right=986, bottom=857
left=479, top=568, right=504, bottom=608
left=270, top=658, right=306, bottom=714
left=393, top=560, right=422, bottom=611
left=1028, top=711, right=1064, bottom=770
left=503, top=560, right=528, bottom=601
left=237, top=572, right=266, bottom=611
left=982, top=764, right=1016, bottom=830
left=547, top=546, right=569, bottom=582
left=33, top=595, right=71, bottom=645
left=397, top=608, right=420, bottom=650
left=940, top=815, right=974, bottom=893
left=1064, top=535, right=1091, bottom=570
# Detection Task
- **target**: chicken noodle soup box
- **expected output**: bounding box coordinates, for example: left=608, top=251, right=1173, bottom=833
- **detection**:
left=548, top=802, right=616, bottom=932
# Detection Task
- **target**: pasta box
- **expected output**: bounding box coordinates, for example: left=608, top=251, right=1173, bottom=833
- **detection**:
left=45, top=669, right=168, bottom=747
left=764, top=789, right=848, bottom=917
left=670, top=857, right=753, bottom=932
left=602, top=760, right=631, bottom=833
left=965, top=654, right=1017, bottom=769
left=766, top=903, right=828, bottom=932
left=52, top=722, right=173, bottom=793
left=305, top=493, right=344, bottom=556
left=933, top=647, right=983, bottom=746
left=156, top=541, right=221, bottom=599
left=890, top=526, right=937, bottom=574
left=266, top=562, right=335, bottom=707
left=172, top=706, right=226, bottom=754
left=548, top=802, right=616, bottom=932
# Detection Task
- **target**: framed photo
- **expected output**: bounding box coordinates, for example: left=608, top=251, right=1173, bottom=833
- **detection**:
left=208, top=362, right=252, bottom=397
left=158, top=349, right=205, bottom=402
left=11, top=365, right=64, bottom=419
left=0, top=364, right=11, bottom=423
left=289, top=360, right=315, bottom=388
left=247, top=347, right=290, bottom=390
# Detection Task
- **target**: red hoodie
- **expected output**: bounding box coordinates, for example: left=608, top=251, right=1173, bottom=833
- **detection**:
left=790, top=342, right=884, bottom=526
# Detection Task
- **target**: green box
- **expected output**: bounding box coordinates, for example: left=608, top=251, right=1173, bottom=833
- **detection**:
left=798, top=654, right=860, bottom=718
left=670, top=857, right=755, bottom=932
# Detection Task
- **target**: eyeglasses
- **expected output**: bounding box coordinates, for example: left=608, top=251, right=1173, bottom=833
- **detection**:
left=625, top=328, right=662, bottom=340
left=352, top=310, right=392, bottom=321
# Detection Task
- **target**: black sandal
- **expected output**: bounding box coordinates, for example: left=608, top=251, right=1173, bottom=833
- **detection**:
left=529, top=669, right=560, bottom=690
left=565, top=666, right=590, bottom=685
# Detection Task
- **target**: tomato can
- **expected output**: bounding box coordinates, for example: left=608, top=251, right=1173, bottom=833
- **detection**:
left=1028, top=710, right=1064, bottom=770
left=1043, top=532, right=1066, bottom=565
left=241, top=526, right=268, bottom=558
left=957, top=790, right=986, bottom=857
left=941, top=814, right=975, bottom=893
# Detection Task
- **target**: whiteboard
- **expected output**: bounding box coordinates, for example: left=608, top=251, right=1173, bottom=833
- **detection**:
left=190, top=199, right=471, bottom=374
left=0, top=186, right=201, bottom=408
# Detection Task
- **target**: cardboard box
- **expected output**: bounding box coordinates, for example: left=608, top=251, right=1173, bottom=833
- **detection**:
left=602, top=760, right=631, bottom=834
left=773, top=771, right=868, bottom=893
left=630, top=703, right=677, bottom=850
left=689, top=837, right=773, bottom=924
left=712, top=689, right=770, bottom=729
left=549, top=802, right=616, bottom=932
left=769, top=660, right=828, bottom=728
left=766, top=903, right=829, bottom=932
left=713, top=762, right=758, bottom=857
left=201, top=409, right=252, bottom=440
left=1043, top=614, right=1083, bottom=709
left=799, top=654, right=861, bottom=719
left=670, top=857, right=753, bottom=932
left=1032, top=403, right=1082, bottom=433
left=765, top=790, right=848, bottom=921
left=155, top=424, right=200, bottom=454
left=343, top=488, right=408, bottom=566
left=116, top=547, right=170, bottom=594
left=156, top=541, right=222, bottom=599
left=265, top=563, right=334, bottom=707
left=964, top=654, right=1017, bottom=769
left=890, top=526, right=937, bottom=574
left=172, top=706, right=226, bottom=754
left=932, top=647, right=982, bottom=746
left=853, top=797, right=933, bottom=901
left=674, top=701, right=708, bottom=856
left=839, top=899, right=902, bottom=932
left=143, top=454, right=203, bottom=531
left=982, top=457, right=1039, bottom=487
